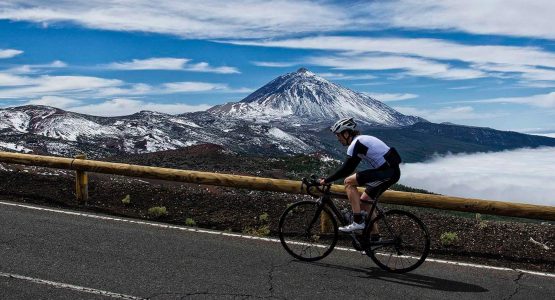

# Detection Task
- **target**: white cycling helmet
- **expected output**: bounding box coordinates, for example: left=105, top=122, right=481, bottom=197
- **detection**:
left=330, top=117, right=357, bottom=133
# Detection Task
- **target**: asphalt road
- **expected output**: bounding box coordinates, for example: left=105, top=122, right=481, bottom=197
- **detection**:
left=0, top=199, right=553, bottom=300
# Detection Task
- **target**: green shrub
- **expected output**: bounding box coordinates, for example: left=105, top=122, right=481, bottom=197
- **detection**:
left=440, top=232, right=459, bottom=246
left=242, top=225, right=270, bottom=237
left=147, top=206, right=167, bottom=218
left=185, top=218, right=196, bottom=226
left=475, top=213, right=488, bottom=229
left=259, top=212, right=269, bottom=222
left=121, top=194, right=131, bottom=205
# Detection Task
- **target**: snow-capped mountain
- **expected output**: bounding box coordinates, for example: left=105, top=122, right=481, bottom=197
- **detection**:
left=209, top=68, right=425, bottom=126
left=0, top=105, right=315, bottom=158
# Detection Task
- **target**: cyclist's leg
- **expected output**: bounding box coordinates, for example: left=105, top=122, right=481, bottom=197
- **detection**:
left=344, top=174, right=362, bottom=214
left=360, top=166, right=400, bottom=234
left=360, top=192, right=379, bottom=234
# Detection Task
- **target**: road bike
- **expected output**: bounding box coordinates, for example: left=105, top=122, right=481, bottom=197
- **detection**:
left=278, top=175, right=430, bottom=273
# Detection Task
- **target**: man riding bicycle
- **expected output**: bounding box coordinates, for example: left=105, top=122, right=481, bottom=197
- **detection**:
left=319, top=117, right=402, bottom=233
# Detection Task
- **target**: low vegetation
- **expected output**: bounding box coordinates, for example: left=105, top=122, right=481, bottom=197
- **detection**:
left=185, top=218, right=196, bottom=226
left=147, top=206, right=167, bottom=218
left=440, top=232, right=459, bottom=247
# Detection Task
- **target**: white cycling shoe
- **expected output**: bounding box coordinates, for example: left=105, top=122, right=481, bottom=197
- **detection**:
left=338, top=221, right=365, bottom=232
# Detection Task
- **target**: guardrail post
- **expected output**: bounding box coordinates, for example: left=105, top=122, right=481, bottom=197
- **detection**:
left=320, top=212, right=334, bottom=233
left=74, top=154, right=88, bottom=204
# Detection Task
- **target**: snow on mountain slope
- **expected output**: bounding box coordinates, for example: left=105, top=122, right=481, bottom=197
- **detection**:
left=209, top=68, right=425, bottom=126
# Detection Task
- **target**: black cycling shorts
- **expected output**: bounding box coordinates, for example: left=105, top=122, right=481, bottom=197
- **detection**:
left=356, top=164, right=401, bottom=200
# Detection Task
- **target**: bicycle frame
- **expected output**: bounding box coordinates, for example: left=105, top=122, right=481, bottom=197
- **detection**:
left=306, top=184, right=399, bottom=250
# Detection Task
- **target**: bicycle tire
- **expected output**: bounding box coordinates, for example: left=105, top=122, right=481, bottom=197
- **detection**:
left=278, top=201, right=338, bottom=261
left=364, top=209, right=430, bottom=273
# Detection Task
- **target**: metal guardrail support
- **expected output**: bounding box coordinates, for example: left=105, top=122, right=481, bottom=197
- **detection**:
left=0, top=151, right=554, bottom=221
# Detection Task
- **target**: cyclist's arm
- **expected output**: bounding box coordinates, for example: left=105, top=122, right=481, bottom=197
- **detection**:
left=324, top=155, right=361, bottom=184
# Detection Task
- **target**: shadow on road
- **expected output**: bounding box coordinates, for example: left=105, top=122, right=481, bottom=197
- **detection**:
left=297, top=261, right=488, bottom=293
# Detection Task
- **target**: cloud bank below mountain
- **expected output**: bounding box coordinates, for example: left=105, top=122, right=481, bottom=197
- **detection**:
left=399, top=147, right=555, bottom=206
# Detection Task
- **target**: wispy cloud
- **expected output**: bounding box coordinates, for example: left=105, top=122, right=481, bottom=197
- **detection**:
left=252, top=61, right=298, bottom=68
left=393, top=106, right=505, bottom=122
left=0, top=48, right=23, bottom=59
left=308, top=54, right=486, bottom=80
left=458, top=92, right=555, bottom=109
left=364, top=93, right=418, bottom=102
left=228, top=36, right=555, bottom=68
left=162, top=82, right=228, bottom=93
left=4, top=60, right=68, bottom=74
left=0, top=74, right=123, bottom=98
left=0, top=1, right=353, bottom=39
left=448, top=86, right=476, bottom=90
left=65, top=98, right=212, bottom=116
left=228, top=36, right=555, bottom=82
left=2, top=1, right=554, bottom=41
left=107, top=57, right=239, bottom=74
left=400, top=147, right=555, bottom=206
left=368, top=0, right=555, bottom=40
left=108, top=58, right=189, bottom=70
left=0, top=72, right=250, bottom=99
left=24, top=96, right=81, bottom=108
left=318, top=72, right=376, bottom=81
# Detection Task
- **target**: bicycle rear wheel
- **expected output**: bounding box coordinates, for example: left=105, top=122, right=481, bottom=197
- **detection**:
left=364, top=209, right=430, bottom=273
left=278, top=201, right=338, bottom=261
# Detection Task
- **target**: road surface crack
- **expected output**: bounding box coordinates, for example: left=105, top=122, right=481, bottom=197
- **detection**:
left=504, top=271, right=524, bottom=300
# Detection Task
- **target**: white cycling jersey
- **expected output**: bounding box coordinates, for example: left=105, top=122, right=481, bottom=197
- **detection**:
left=347, top=135, right=391, bottom=169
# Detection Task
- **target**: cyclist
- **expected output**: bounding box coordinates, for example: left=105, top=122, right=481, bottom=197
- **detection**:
left=319, top=117, right=402, bottom=233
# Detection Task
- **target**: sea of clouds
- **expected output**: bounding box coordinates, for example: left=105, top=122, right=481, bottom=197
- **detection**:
left=399, top=147, right=555, bottom=206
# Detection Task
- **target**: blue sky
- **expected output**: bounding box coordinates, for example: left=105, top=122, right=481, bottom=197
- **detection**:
left=1, top=1, right=555, bottom=134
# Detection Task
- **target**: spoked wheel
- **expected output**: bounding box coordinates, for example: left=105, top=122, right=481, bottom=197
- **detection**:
left=364, top=209, right=430, bottom=273
left=278, top=201, right=338, bottom=261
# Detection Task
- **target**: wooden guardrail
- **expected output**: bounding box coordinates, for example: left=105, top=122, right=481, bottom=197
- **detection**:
left=0, top=151, right=554, bottom=221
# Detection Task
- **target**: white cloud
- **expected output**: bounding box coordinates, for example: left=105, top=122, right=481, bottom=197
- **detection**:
left=0, top=72, right=33, bottom=86
left=229, top=36, right=555, bottom=82
left=24, top=96, right=81, bottom=108
left=66, top=98, right=212, bottom=116
left=4, top=60, right=68, bottom=74
left=462, top=92, right=555, bottom=108
left=364, top=93, right=418, bottom=102
left=97, top=83, right=153, bottom=97
left=0, top=1, right=352, bottom=39
left=185, top=62, right=239, bottom=74
left=0, top=48, right=23, bottom=59
left=399, top=147, right=555, bottom=206
left=162, top=82, right=228, bottom=93
left=0, top=74, right=123, bottom=98
left=318, top=72, right=376, bottom=80
left=3, top=1, right=554, bottom=41
left=307, top=55, right=486, bottom=80
left=229, top=36, right=555, bottom=68
left=107, top=57, right=239, bottom=74
left=252, top=61, right=298, bottom=68
left=394, top=106, right=504, bottom=122
left=108, top=58, right=189, bottom=70
left=369, top=0, right=555, bottom=40
left=0, top=72, right=249, bottom=99
left=448, top=86, right=476, bottom=90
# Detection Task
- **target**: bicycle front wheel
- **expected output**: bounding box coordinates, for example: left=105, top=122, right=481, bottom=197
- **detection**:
left=364, top=209, right=430, bottom=273
left=278, top=201, right=338, bottom=261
